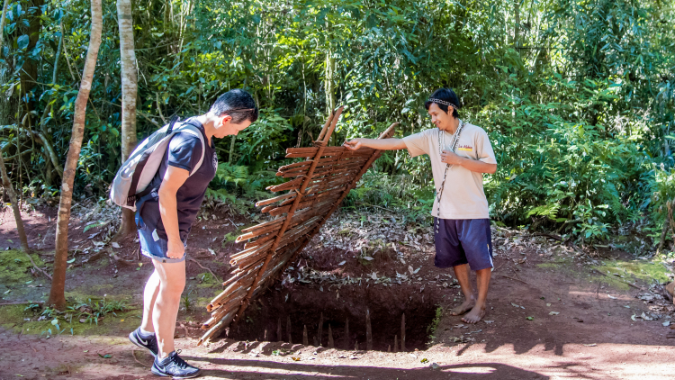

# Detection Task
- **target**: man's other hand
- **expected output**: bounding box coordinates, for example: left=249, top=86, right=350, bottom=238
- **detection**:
left=166, top=239, right=185, bottom=259
left=343, top=139, right=363, bottom=151
left=441, top=150, right=465, bottom=165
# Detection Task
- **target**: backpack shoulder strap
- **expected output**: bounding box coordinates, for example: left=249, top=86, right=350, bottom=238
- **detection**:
left=175, top=122, right=206, bottom=177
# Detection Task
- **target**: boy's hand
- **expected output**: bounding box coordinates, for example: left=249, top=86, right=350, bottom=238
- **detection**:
left=166, top=239, right=185, bottom=259
left=343, top=139, right=363, bottom=151
left=441, top=150, right=465, bottom=165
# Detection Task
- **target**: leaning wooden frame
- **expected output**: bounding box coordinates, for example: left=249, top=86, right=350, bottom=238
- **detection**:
left=198, top=106, right=397, bottom=345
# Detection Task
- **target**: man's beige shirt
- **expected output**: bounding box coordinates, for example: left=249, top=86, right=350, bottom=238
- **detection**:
left=402, top=122, right=497, bottom=219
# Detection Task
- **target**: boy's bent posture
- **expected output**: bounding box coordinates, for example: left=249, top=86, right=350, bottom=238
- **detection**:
left=344, top=88, right=497, bottom=324
left=128, top=90, right=258, bottom=378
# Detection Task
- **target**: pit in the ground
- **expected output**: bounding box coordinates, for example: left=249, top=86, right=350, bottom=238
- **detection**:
left=228, top=283, right=439, bottom=351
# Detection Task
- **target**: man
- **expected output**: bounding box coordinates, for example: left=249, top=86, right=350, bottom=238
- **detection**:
left=343, top=88, right=497, bottom=324
left=128, top=89, right=258, bottom=378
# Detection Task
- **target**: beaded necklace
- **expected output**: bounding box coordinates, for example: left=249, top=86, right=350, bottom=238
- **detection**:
left=434, top=119, right=464, bottom=230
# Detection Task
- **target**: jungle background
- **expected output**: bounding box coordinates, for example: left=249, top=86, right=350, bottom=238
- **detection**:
left=2, top=0, right=675, bottom=251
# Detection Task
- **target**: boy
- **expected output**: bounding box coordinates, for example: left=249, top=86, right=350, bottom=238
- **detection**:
left=343, top=88, right=497, bottom=323
left=128, top=89, right=258, bottom=378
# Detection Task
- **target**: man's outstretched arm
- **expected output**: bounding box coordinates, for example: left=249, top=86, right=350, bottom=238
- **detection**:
left=343, top=138, right=407, bottom=151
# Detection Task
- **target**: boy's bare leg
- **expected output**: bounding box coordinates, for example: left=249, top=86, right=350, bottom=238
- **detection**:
left=151, top=259, right=186, bottom=358
left=449, top=263, right=475, bottom=315
left=462, top=267, right=491, bottom=324
left=140, top=270, right=161, bottom=333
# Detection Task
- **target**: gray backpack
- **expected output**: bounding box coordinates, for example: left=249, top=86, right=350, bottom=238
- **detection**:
left=110, top=117, right=205, bottom=211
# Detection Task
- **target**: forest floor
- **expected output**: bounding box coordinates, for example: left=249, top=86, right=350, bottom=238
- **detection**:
left=1, top=200, right=675, bottom=380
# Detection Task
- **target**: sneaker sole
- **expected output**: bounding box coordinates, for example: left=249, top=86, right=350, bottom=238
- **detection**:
left=128, top=331, right=157, bottom=358
left=151, top=366, right=200, bottom=379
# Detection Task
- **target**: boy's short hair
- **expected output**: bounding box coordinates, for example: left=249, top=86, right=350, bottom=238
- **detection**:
left=424, top=88, right=460, bottom=118
left=210, top=89, right=259, bottom=124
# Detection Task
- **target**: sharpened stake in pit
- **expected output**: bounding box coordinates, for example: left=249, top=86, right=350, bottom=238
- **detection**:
left=264, top=329, right=267, bottom=341
left=303, top=325, right=308, bottom=346
left=354, top=341, right=358, bottom=351
left=328, top=324, right=334, bottom=348
left=401, top=313, right=406, bottom=351
left=287, top=316, right=292, bottom=344
left=388, top=345, right=391, bottom=352
left=366, top=308, right=373, bottom=351
left=318, top=312, right=324, bottom=347
left=277, top=318, right=282, bottom=342
left=344, top=317, right=350, bottom=349
left=313, top=335, right=318, bottom=347
left=394, top=335, right=398, bottom=353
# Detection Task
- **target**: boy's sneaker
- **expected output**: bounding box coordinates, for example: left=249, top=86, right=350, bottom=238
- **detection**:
left=152, top=350, right=200, bottom=379
left=128, top=327, right=158, bottom=357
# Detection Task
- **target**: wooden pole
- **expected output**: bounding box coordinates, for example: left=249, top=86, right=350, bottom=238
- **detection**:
left=277, top=318, right=282, bottom=342
left=287, top=316, right=292, bottom=344
left=366, top=308, right=373, bottom=351
left=302, top=325, right=308, bottom=346
left=328, top=324, right=334, bottom=348
left=317, top=312, right=324, bottom=347
left=344, top=317, right=349, bottom=349
left=394, top=335, right=398, bottom=353
left=401, top=313, right=406, bottom=351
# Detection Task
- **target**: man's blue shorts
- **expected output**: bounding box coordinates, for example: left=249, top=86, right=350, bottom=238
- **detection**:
left=135, top=197, right=187, bottom=264
left=433, top=218, right=493, bottom=270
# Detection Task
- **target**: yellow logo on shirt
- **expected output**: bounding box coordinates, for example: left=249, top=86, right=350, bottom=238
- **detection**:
left=457, top=144, right=473, bottom=152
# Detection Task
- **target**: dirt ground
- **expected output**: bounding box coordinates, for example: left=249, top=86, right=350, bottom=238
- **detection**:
left=1, top=202, right=675, bottom=380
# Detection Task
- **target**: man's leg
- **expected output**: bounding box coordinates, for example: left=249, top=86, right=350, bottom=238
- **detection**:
left=151, top=258, right=186, bottom=358
left=449, top=263, right=475, bottom=315
left=462, top=267, right=491, bottom=324
left=140, top=270, right=161, bottom=333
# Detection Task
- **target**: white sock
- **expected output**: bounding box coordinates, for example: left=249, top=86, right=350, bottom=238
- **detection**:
left=140, top=327, right=154, bottom=336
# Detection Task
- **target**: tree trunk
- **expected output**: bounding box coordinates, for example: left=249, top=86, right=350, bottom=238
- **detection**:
left=116, top=0, right=139, bottom=237
left=0, top=154, right=29, bottom=253
left=0, top=0, right=29, bottom=253
left=48, top=0, right=103, bottom=310
left=324, top=48, right=336, bottom=116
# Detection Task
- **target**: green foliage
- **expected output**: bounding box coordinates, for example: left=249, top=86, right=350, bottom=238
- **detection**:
left=1, top=0, right=674, bottom=247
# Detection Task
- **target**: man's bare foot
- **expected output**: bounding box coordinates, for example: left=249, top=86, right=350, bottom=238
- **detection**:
left=462, top=303, right=486, bottom=324
left=449, top=297, right=475, bottom=316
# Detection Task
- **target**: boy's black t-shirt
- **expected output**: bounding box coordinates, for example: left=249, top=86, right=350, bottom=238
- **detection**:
left=139, top=118, right=218, bottom=241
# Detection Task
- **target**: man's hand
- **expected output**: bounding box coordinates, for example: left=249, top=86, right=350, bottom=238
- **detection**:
left=343, top=139, right=364, bottom=151
left=441, top=150, right=465, bottom=165
left=166, top=239, right=185, bottom=259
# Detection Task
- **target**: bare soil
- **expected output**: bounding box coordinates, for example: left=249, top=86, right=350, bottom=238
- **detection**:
left=1, top=203, right=674, bottom=380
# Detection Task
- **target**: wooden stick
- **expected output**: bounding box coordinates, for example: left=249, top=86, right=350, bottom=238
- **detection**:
left=277, top=318, right=282, bottom=342
left=401, top=313, right=406, bottom=351
left=303, top=325, right=308, bottom=346
left=26, top=253, right=52, bottom=280
left=318, top=312, right=324, bottom=347
left=255, top=192, right=296, bottom=208
left=366, top=308, right=373, bottom=351
left=394, top=335, right=398, bottom=353
left=287, top=316, right=292, bottom=344
left=188, top=258, right=218, bottom=282
left=241, top=217, right=285, bottom=234
left=328, top=324, right=334, bottom=348
left=267, top=176, right=304, bottom=192
left=316, top=109, right=335, bottom=143
left=344, top=317, right=350, bottom=349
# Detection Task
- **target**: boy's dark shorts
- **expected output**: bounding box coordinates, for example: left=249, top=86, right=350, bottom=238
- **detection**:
left=134, top=195, right=187, bottom=264
left=433, top=218, right=493, bottom=270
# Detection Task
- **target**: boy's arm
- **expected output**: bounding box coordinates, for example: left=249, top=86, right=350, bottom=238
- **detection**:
left=158, top=166, right=189, bottom=259
left=343, top=138, right=407, bottom=151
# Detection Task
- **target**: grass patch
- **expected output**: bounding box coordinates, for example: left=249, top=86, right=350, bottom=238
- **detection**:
left=0, top=250, right=45, bottom=284
left=0, top=297, right=140, bottom=337
left=595, top=260, right=670, bottom=284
